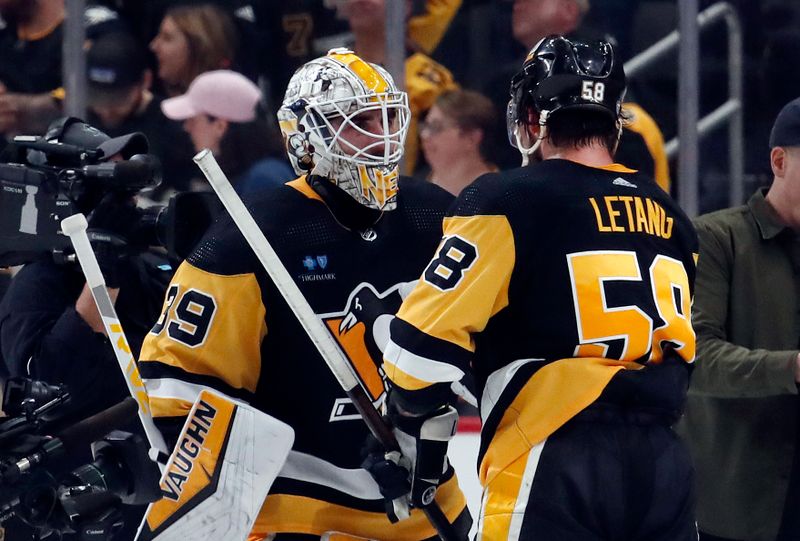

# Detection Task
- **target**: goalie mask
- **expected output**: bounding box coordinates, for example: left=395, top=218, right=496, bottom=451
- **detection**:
left=507, top=35, right=626, bottom=164
left=278, top=48, right=411, bottom=211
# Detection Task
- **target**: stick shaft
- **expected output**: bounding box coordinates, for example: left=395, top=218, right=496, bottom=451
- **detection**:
left=192, top=150, right=461, bottom=541
left=61, top=214, right=168, bottom=459
left=193, top=150, right=361, bottom=393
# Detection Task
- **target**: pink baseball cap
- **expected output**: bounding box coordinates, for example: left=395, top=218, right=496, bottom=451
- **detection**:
left=161, top=70, right=262, bottom=123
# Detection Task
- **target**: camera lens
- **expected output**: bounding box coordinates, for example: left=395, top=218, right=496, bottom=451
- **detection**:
left=2, top=378, right=67, bottom=416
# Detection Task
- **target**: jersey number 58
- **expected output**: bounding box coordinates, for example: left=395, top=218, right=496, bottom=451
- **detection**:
left=567, top=250, right=694, bottom=363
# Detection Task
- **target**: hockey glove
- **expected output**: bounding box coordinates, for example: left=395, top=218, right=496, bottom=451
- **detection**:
left=361, top=433, right=413, bottom=523
left=361, top=403, right=459, bottom=523
left=390, top=404, right=459, bottom=509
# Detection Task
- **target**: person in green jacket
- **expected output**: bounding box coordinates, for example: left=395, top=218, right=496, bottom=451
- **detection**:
left=678, top=96, right=800, bottom=541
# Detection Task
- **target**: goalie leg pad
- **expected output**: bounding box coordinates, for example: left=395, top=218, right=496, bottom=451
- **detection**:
left=136, top=390, right=294, bottom=541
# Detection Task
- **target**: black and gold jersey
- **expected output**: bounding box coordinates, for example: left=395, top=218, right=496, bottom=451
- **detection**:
left=259, top=0, right=461, bottom=102
left=384, top=159, right=698, bottom=488
left=138, top=176, right=469, bottom=539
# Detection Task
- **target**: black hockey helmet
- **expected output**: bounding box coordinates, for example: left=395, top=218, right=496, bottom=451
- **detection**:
left=507, top=35, right=626, bottom=148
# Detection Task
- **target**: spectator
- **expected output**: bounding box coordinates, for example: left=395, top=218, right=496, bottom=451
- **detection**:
left=335, top=0, right=459, bottom=174
left=109, top=0, right=460, bottom=107
left=86, top=31, right=196, bottom=197
left=101, top=1, right=265, bottom=83
left=421, top=89, right=498, bottom=195
left=254, top=0, right=460, bottom=109
left=149, top=3, right=238, bottom=97
left=677, top=97, right=800, bottom=541
left=161, top=70, right=292, bottom=194
left=0, top=1, right=125, bottom=137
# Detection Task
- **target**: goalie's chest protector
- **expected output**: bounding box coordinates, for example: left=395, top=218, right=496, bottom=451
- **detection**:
left=247, top=176, right=451, bottom=467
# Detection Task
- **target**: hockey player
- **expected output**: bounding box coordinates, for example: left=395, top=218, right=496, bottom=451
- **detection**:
left=382, top=36, right=699, bottom=540
left=138, top=49, right=471, bottom=540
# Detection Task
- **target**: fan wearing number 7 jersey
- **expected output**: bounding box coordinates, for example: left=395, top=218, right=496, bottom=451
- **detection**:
left=383, top=35, right=700, bottom=541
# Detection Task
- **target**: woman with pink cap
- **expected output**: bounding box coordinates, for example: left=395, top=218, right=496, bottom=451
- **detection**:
left=161, top=69, right=292, bottom=193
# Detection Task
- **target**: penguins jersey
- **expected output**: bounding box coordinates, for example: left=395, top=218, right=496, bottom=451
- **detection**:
left=384, top=159, right=699, bottom=487
left=138, top=176, right=470, bottom=539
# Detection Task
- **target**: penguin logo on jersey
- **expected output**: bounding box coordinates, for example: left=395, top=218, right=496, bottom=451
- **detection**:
left=320, top=281, right=416, bottom=420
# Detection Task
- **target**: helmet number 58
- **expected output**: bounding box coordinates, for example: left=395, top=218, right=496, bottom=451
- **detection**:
left=581, top=81, right=605, bottom=102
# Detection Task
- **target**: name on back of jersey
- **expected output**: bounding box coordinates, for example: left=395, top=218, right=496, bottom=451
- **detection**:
left=589, top=195, right=674, bottom=239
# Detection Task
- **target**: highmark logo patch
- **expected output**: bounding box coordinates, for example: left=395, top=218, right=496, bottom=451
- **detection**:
left=299, top=254, right=335, bottom=282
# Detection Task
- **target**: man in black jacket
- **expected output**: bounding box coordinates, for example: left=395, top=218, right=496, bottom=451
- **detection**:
left=0, top=119, right=172, bottom=540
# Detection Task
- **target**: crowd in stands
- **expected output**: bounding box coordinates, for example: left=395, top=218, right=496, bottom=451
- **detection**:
left=0, top=0, right=682, bottom=200
left=0, top=0, right=793, bottom=204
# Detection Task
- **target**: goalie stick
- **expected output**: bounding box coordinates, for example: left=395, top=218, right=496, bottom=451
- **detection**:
left=61, top=214, right=169, bottom=460
left=61, top=214, right=294, bottom=541
left=192, top=149, right=464, bottom=541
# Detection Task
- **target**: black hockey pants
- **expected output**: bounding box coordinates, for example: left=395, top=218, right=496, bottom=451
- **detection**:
left=478, top=404, right=698, bottom=541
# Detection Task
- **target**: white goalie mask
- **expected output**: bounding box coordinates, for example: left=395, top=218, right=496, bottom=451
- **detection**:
left=278, top=48, right=411, bottom=211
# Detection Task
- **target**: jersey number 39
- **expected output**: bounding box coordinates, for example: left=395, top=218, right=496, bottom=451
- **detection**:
left=150, top=284, right=217, bottom=348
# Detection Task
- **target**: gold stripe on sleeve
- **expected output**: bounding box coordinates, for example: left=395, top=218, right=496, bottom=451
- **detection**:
left=140, top=262, right=267, bottom=396
left=397, top=215, right=515, bottom=354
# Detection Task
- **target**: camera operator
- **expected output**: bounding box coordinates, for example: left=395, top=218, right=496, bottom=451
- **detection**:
left=0, top=118, right=175, bottom=540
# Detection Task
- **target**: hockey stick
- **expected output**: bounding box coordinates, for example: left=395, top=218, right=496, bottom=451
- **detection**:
left=192, top=149, right=463, bottom=541
left=62, top=214, right=296, bottom=541
left=61, top=214, right=169, bottom=461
